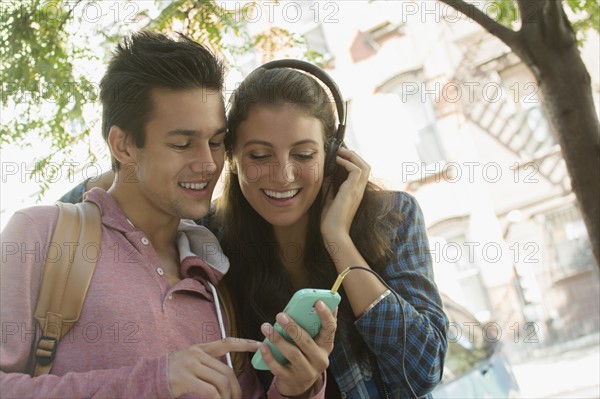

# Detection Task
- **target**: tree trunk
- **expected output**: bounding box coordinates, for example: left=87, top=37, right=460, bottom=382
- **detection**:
left=510, top=0, right=600, bottom=269
left=534, top=45, right=600, bottom=268
left=438, top=0, right=600, bottom=268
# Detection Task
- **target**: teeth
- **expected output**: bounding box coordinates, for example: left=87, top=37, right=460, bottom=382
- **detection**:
left=179, top=182, right=208, bottom=190
left=263, top=189, right=299, bottom=199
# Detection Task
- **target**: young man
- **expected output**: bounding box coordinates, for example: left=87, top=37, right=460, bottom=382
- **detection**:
left=0, top=31, right=331, bottom=398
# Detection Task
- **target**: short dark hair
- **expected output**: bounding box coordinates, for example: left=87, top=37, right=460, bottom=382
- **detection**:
left=99, top=31, right=225, bottom=170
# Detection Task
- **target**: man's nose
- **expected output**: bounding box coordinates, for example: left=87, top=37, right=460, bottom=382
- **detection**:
left=190, top=143, right=217, bottom=175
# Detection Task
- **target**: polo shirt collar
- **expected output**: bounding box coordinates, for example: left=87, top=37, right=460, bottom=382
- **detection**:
left=83, top=188, right=229, bottom=285
left=83, top=188, right=139, bottom=234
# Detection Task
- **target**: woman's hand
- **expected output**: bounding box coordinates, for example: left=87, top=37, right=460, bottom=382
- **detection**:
left=259, top=301, right=337, bottom=398
left=320, top=147, right=371, bottom=242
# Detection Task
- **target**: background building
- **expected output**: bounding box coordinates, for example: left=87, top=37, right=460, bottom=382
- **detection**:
left=227, top=0, right=600, bottom=362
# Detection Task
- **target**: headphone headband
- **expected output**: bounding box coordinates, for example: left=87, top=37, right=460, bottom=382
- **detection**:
left=259, top=59, right=347, bottom=143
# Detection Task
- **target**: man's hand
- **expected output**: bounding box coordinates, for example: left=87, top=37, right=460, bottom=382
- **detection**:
left=168, top=338, right=259, bottom=398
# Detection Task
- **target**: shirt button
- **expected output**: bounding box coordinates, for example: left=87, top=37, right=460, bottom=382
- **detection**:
left=157, top=267, right=164, bottom=276
left=341, top=393, right=347, bottom=398
left=141, top=237, right=149, bottom=245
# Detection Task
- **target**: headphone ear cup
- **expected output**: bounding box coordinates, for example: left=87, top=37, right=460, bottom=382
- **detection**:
left=324, top=138, right=341, bottom=177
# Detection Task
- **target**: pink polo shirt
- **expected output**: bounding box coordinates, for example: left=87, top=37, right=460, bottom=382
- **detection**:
left=0, top=189, right=324, bottom=398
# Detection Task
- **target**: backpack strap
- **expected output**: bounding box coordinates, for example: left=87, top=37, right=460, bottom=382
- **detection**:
left=33, top=201, right=102, bottom=376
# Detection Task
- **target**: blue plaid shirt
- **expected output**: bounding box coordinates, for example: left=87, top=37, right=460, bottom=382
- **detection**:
left=326, top=192, right=448, bottom=398
left=60, top=185, right=448, bottom=398
left=58, top=180, right=88, bottom=204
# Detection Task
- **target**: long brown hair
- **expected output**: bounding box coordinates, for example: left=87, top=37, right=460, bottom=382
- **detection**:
left=216, top=66, right=403, bottom=359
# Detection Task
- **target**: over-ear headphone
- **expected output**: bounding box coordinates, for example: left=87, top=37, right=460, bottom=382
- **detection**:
left=259, top=59, right=347, bottom=178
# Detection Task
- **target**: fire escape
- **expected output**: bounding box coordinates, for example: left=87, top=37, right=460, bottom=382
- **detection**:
left=450, top=34, right=576, bottom=349
left=452, top=34, right=571, bottom=193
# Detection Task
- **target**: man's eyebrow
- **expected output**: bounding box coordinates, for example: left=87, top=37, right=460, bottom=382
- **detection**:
left=213, top=127, right=227, bottom=136
left=167, top=126, right=227, bottom=137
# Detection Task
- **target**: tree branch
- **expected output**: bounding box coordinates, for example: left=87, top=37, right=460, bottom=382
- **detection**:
left=56, top=1, right=81, bottom=35
left=438, top=0, right=519, bottom=49
left=543, top=0, right=577, bottom=48
left=516, top=0, right=544, bottom=25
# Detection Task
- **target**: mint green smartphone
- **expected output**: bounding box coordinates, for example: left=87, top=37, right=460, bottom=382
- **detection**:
left=251, top=288, right=341, bottom=370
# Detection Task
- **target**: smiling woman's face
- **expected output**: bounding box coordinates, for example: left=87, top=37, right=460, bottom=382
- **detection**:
left=232, top=104, right=326, bottom=229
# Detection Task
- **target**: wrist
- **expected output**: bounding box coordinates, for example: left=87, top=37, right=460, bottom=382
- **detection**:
left=323, top=234, right=353, bottom=264
left=322, top=231, right=352, bottom=251
left=320, top=220, right=351, bottom=242
left=275, top=374, right=320, bottom=398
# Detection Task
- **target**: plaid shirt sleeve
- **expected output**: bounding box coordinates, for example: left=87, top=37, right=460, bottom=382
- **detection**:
left=354, top=191, right=448, bottom=397
left=58, top=179, right=88, bottom=204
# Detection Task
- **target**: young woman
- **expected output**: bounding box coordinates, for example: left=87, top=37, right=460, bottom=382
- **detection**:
left=61, top=62, right=448, bottom=398
left=214, top=65, right=448, bottom=398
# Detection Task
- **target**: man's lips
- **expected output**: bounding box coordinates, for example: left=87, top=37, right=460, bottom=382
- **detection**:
left=179, top=181, right=209, bottom=190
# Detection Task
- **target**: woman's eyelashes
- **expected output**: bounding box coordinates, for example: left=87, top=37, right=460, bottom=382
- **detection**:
left=248, top=153, right=270, bottom=160
left=247, top=151, right=316, bottom=161
left=294, top=152, right=315, bottom=160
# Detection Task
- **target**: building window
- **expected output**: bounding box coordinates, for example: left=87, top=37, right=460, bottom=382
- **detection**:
left=545, top=205, right=594, bottom=278
left=360, top=0, right=404, bottom=43
left=445, top=233, right=492, bottom=320
left=429, top=216, right=493, bottom=322
left=379, top=71, right=445, bottom=165
left=303, top=24, right=332, bottom=62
